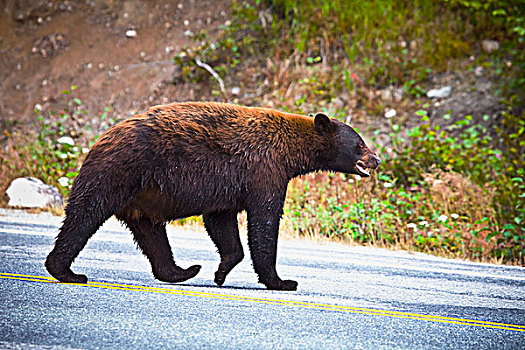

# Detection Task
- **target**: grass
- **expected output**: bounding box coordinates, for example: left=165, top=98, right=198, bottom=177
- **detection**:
left=171, top=0, right=524, bottom=264
left=1, top=0, right=523, bottom=265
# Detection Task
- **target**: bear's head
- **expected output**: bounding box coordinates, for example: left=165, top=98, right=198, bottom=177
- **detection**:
left=314, top=113, right=381, bottom=177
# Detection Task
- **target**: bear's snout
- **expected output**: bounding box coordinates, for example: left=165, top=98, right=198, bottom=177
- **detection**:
left=369, top=154, right=381, bottom=169
left=360, top=151, right=381, bottom=170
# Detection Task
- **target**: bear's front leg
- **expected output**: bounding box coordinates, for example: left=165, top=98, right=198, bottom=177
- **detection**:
left=246, top=194, right=297, bottom=291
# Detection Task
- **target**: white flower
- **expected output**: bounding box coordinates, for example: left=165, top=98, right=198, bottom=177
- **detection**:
left=419, top=220, right=429, bottom=227
left=58, top=177, right=69, bottom=187
left=451, top=213, right=459, bottom=220
left=82, top=147, right=89, bottom=154
left=72, top=147, right=78, bottom=153
left=59, top=153, right=67, bottom=159
left=383, top=182, right=393, bottom=188
left=406, top=223, right=417, bottom=229
left=57, top=136, right=74, bottom=146
left=437, top=215, right=448, bottom=223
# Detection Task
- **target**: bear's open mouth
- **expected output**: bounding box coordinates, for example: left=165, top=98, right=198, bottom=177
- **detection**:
left=355, top=160, right=370, bottom=177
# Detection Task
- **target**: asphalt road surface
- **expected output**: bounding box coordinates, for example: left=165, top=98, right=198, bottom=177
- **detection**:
left=0, top=209, right=524, bottom=349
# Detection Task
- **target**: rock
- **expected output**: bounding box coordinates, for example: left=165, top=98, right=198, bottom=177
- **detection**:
left=57, top=136, right=74, bottom=146
left=6, top=177, right=63, bottom=209
left=482, top=40, right=500, bottom=54
left=384, top=109, right=396, bottom=118
left=393, top=88, right=404, bottom=102
left=428, top=78, right=503, bottom=132
left=125, top=29, right=137, bottom=38
left=33, top=33, right=68, bottom=57
left=427, top=86, right=452, bottom=99
left=380, top=88, right=393, bottom=101
left=231, top=87, right=241, bottom=95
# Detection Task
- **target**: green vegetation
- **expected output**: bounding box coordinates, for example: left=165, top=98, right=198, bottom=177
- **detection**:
left=174, top=0, right=524, bottom=264
left=1, top=1, right=523, bottom=264
left=0, top=87, right=104, bottom=197
left=285, top=110, right=524, bottom=263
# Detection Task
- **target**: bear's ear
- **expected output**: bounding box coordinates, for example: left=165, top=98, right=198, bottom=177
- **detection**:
left=314, top=113, right=332, bottom=135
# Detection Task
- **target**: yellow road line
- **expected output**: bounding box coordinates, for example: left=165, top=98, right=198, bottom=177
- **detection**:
left=1, top=272, right=524, bottom=332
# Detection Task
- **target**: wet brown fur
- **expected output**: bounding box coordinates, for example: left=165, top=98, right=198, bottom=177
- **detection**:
left=45, top=101, right=380, bottom=290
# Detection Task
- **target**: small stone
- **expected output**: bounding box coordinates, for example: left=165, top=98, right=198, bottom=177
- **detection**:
left=384, top=109, right=396, bottom=118
left=58, top=177, right=69, bottom=187
left=41, top=79, right=48, bottom=86
left=86, top=63, right=92, bottom=69
left=482, top=40, right=500, bottom=54
left=380, top=88, right=393, bottom=101
left=140, top=51, right=146, bottom=58
left=125, top=29, right=137, bottom=38
left=57, top=136, right=74, bottom=146
left=37, top=16, right=43, bottom=24
left=35, top=104, right=42, bottom=111
left=98, top=63, right=105, bottom=69
left=114, top=65, right=119, bottom=71
left=231, top=87, right=241, bottom=95
left=224, top=20, right=231, bottom=26
left=183, top=20, right=190, bottom=26
left=31, top=47, right=38, bottom=54
left=178, top=3, right=183, bottom=9
left=474, top=66, right=483, bottom=77
left=165, top=22, right=171, bottom=29
left=16, top=63, right=21, bottom=70
left=426, top=86, right=451, bottom=99
left=393, top=88, right=404, bottom=102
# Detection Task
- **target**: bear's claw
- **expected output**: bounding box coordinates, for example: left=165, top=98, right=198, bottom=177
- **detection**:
left=214, top=271, right=227, bottom=286
left=155, top=265, right=201, bottom=283
left=45, top=254, right=88, bottom=283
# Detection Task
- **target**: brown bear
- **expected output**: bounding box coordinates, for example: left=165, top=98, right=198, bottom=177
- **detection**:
left=45, top=102, right=381, bottom=290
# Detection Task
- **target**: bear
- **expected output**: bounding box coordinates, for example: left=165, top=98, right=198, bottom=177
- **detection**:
left=45, top=101, right=381, bottom=290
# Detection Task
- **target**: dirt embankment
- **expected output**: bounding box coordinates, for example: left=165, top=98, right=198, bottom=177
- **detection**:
left=0, top=0, right=230, bottom=135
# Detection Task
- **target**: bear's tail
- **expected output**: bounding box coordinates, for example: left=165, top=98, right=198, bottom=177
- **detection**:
left=45, top=169, right=142, bottom=283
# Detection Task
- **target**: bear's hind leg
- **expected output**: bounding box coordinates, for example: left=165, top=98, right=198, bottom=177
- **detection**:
left=203, top=211, right=244, bottom=286
left=46, top=209, right=110, bottom=283
left=117, top=213, right=201, bottom=283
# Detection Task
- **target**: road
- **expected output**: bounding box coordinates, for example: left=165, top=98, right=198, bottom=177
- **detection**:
left=0, top=209, right=524, bottom=349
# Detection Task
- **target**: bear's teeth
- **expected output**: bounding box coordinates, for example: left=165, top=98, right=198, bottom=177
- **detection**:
left=356, top=162, right=370, bottom=176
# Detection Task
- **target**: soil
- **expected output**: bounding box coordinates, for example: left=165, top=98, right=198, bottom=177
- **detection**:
left=0, top=1, right=508, bottom=152
left=0, top=0, right=230, bottom=136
